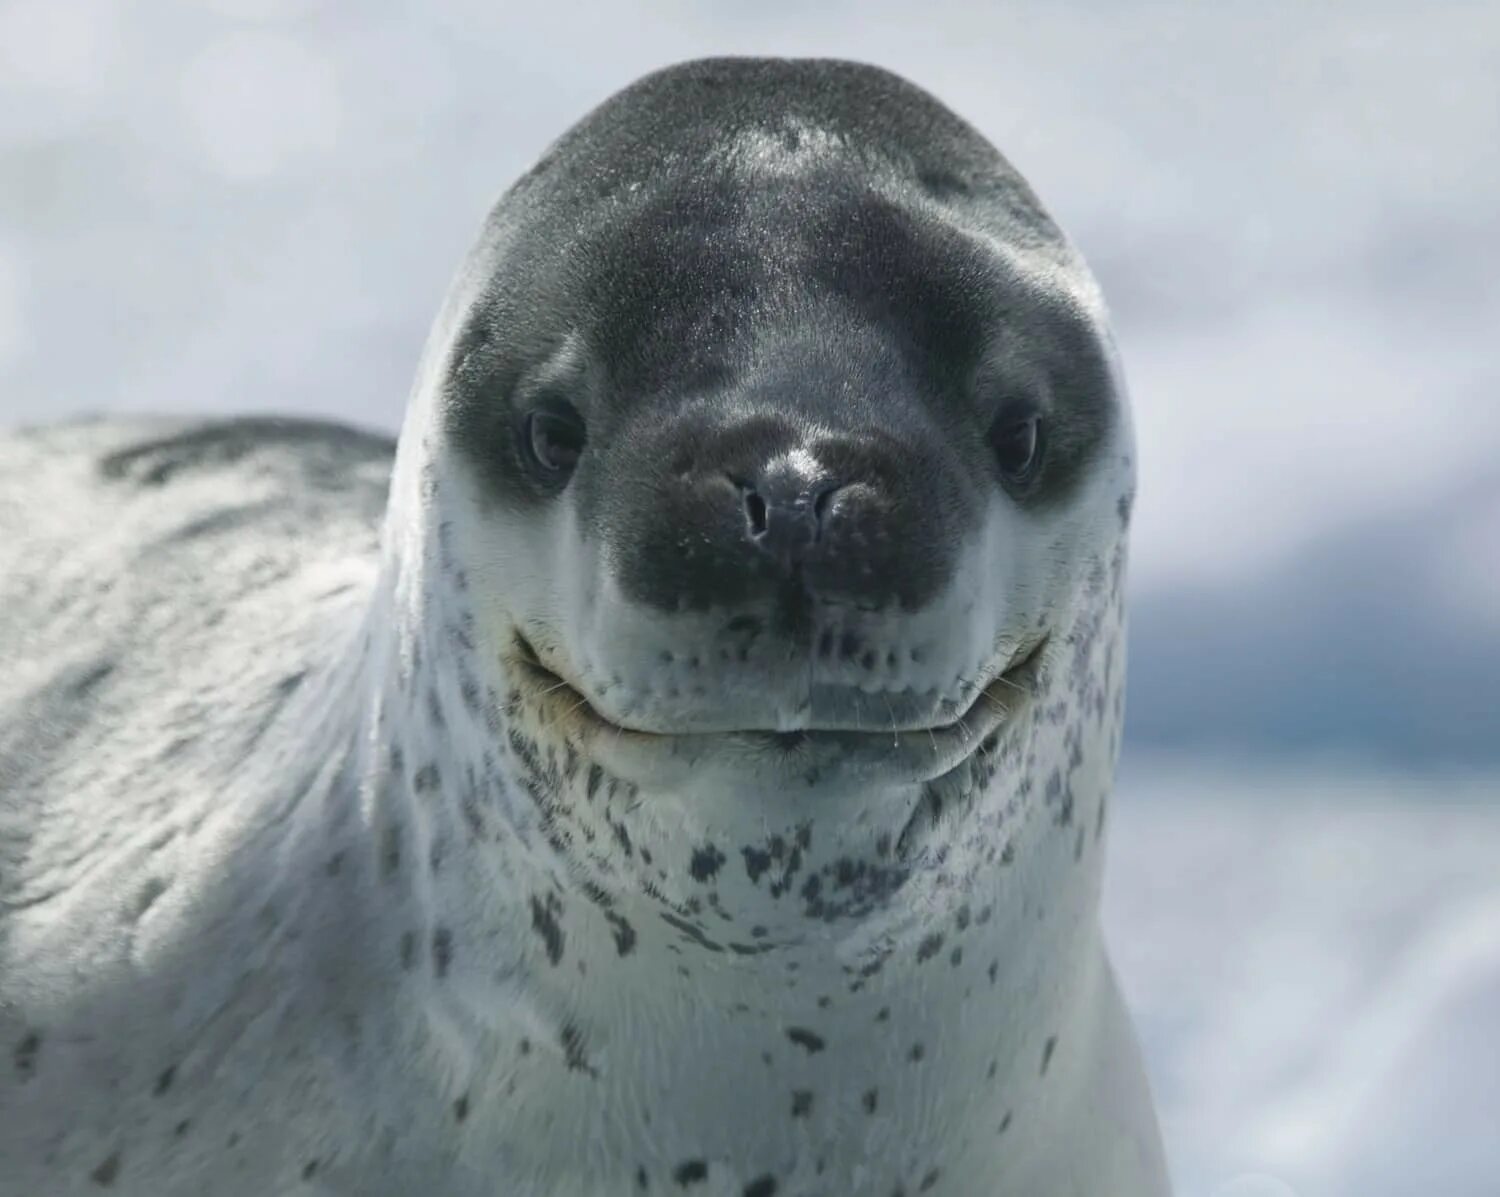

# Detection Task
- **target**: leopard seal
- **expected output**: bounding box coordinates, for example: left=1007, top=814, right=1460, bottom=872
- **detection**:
left=0, top=58, right=1169, bottom=1196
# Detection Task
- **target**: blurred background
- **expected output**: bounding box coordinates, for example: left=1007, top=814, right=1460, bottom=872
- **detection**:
left=1, top=1, right=1495, bottom=1192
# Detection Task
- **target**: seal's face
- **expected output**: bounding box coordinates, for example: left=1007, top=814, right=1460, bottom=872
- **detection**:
left=434, top=60, right=1130, bottom=778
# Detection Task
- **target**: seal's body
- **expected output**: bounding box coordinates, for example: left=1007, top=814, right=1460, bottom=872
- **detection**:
left=0, top=60, right=1169, bottom=1195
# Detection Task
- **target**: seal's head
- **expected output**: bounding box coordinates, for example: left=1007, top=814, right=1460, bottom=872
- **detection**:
left=385, top=56, right=1132, bottom=885
left=354, top=62, right=1151, bottom=1191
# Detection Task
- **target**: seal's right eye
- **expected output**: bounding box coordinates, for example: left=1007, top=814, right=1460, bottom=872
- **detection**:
left=520, top=402, right=587, bottom=480
left=989, top=403, right=1043, bottom=492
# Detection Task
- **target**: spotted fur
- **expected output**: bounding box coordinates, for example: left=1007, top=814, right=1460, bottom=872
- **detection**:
left=0, top=59, right=1167, bottom=1196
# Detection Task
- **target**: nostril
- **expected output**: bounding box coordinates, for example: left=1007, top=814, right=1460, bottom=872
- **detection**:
left=744, top=490, right=769, bottom=537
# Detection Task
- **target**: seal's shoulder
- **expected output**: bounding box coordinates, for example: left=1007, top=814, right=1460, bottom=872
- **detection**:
left=2, top=411, right=394, bottom=485
left=1, top=411, right=393, bottom=523
left=0, top=412, right=390, bottom=945
left=90, top=413, right=396, bottom=491
left=0, top=417, right=390, bottom=1195
left=0, top=411, right=391, bottom=780
left=0, top=414, right=388, bottom=793
left=0, top=414, right=393, bottom=632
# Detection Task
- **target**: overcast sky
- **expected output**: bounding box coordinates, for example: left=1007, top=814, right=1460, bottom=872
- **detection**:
left=1, top=0, right=1496, bottom=594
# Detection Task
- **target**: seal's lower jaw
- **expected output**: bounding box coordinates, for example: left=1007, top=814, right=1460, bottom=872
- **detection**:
left=507, top=632, right=1048, bottom=787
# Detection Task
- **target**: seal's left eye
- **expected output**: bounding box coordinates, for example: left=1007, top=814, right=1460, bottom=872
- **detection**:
left=990, top=408, right=1042, bottom=486
left=522, top=403, right=587, bottom=478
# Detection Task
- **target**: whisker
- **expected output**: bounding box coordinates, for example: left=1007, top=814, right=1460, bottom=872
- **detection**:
left=975, top=690, right=1011, bottom=719
left=534, top=677, right=577, bottom=700
left=881, top=694, right=900, bottom=747
left=540, top=694, right=592, bottom=734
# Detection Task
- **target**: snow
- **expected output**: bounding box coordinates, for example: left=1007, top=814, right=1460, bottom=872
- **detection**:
left=1107, top=757, right=1500, bottom=1196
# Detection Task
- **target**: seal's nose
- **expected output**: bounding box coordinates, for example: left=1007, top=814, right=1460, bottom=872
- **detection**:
left=691, top=430, right=915, bottom=610
left=738, top=457, right=846, bottom=572
left=608, top=407, right=968, bottom=616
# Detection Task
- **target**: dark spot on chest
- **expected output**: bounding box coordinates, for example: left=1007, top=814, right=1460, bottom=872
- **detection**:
left=381, top=824, right=402, bottom=877
left=460, top=782, right=487, bottom=838
left=673, top=1159, right=708, bottom=1185
left=660, top=912, right=725, bottom=953
left=13, top=1031, right=40, bottom=1080
left=89, top=1151, right=121, bottom=1187
left=915, top=932, right=944, bottom=963
left=431, top=927, right=453, bottom=978
left=918, top=1167, right=942, bottom=1191
left=604, top=910, right=638, bottom=956
left=689, top=842, right=726, bottom=882
left=1040, top=1034, right=1058, bottom=1075
left=785, top=1027, right=825, bottom=1054
left=560, top=1022, right=597, bottom=1077
left=153, top=1065, right=175, bottom=1095
left=460, top=672, right=482, bottom=714
left=453, top=1093, right=469, bottom=1122
left=791, top=1090, right=813, bottom=1117
left=744, top=1176, right=779, bottom=1197
left=580, top=879, right=614, bottom=910
left=530, top=893, right=566, bottom=965
left=742, top=846, right=771, bottom=884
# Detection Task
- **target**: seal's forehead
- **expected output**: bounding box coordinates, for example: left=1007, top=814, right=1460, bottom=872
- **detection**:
left=556, top=171, right=1003, bottom=387
left=497, top=57, right=1073, bottom=265
left=476, top=153, right=1093, bottom=404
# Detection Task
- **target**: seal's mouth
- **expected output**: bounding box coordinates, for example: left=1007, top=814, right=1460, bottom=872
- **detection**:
left=508, top=630, right=1048, bottom=761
